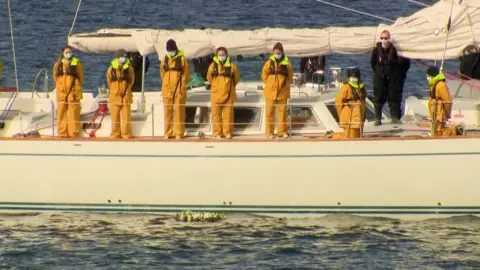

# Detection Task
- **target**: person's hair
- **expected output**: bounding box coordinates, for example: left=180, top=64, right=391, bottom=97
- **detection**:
left=380, top=30, right=390, bottom=38
left=216, top=47, right=228, bottom=55
left=62, top=45, right=72, bottom=52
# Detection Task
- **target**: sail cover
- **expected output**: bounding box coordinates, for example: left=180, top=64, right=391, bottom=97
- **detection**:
left=68, top=0, right=480, bottom=60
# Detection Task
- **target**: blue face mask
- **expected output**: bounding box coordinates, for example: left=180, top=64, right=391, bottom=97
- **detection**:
left=274, top=53, right=282, bottom=60
left=218, top=55, right=226, bottom=62
left=119, top=57, right=126, bottom=64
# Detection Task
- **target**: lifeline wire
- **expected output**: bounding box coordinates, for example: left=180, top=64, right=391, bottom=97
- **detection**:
left=314, top=0, right=395, bottom=22
left=69, top=0, right=83, bottom=36
left=7, top=0, right=19, bottom=93
left=407, top=0, right=430, bottom=7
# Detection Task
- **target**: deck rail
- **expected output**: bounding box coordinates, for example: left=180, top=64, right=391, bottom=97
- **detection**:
left=31, top=68, right=49, bottom=99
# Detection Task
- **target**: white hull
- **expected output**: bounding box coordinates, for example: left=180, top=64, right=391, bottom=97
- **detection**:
left=1, top=137, right=479, bottom=219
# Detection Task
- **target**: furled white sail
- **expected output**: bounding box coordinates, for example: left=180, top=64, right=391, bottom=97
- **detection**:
left=68, top=0, right=480, bottom=60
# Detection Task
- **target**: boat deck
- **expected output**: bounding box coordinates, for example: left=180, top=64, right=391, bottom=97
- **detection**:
left=1, top=134, right=478, bottom=142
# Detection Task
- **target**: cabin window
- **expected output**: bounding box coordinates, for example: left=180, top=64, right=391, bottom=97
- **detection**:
left=290, top=106, right=324, bottom=130
left=325, top=103, right=339, bottom=123
left=185, top=106, right=211, bottom=130
left=325, top=102, right=376, bottom=123
left=234, top=107, right=261, bottom=130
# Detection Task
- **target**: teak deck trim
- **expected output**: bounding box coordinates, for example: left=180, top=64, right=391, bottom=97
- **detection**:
left=0, top=135, right=478, bottom=143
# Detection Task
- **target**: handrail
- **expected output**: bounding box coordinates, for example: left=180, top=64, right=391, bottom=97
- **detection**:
left=19, top=99, right=469, bottom=139
left=50, top=99, right=55, bottom=137
left=31, top=68, right=49, bottom=99
left=293, top=92, right=309, bottom=97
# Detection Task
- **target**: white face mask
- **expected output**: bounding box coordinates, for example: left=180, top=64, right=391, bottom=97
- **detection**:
left=274, top=53, right=283, bottom=60
left=349, top=77, right=359, bottom=83
left=426, top=76, right=432, bottom=82
left=119, top=57, right=126, bottom=64
left=168, top=51, right=176, bottom=57
left=218, top=55, right=226, bottom=62
left=381, top=39, right=390, bottom=48
left=64, top=52, right=72, bottom=60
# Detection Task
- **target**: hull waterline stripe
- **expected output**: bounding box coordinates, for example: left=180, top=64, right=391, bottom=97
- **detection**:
left=0, top=152, right=480, bottom=158
left=0, top=206, right=479, bottom=215
left=0, top=202, right=479, bottom=210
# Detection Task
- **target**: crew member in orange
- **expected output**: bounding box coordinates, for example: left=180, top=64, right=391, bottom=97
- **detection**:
left=106, top=49, right=135, bottom=139
left=333, top=67, right=367, bottom=138
left=426, top=66, right=458, bottom=137
left=206, top=47, right=240, bottom=139
left=161, top=39, right=190, bottom=139
left=53, top=45, right=84, bottom=138
left=261, top=42, right=293, bottom=139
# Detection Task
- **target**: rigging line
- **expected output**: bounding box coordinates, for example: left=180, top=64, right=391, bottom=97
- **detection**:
left=314, top=0, right=394, bottom=22
left=7, top=0, right=19, bottom=93
left=68, top=0, right=83, bottom=36
left=440, top=0, right=455, bottom=71
left=408, top=0, right=430, bottom=7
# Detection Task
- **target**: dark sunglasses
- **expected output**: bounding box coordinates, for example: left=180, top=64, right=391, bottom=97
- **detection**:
left=380, top=37, right=389, bottom=40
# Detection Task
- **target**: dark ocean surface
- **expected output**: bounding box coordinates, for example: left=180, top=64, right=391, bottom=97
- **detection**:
left=1, top=213, right=480, bottom=269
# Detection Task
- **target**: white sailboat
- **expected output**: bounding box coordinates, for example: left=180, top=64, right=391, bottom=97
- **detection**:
left=0, top=0, right=479, bottom=219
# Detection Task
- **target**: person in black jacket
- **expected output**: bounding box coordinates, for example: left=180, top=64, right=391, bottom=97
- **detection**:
left=370, top=30, right=403, bottom=125
left=300, top=56, right=326, bottom=83
left=459, top=44, right=480, bottom=80
left=128, top=52, right=150, bottom=92
left=191, top=27, right=214, bottom=81
left=192, top=54, right=214, bottom=80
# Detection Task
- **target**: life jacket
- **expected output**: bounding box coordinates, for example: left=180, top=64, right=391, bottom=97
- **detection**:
left=345, top=81, right=366, bottom=102
left=428, top=73, right=449, bottom=119
left=210, top=56, right=233, bottom=78
left=268, top=55, right=289, bottom=76
left=428, top=72, right=446, bottom=99
left=56, top=56, right=80, bottom=77
left=429, top=80, right=446, bottom=99
left=163, top=52, right=184, bottom=72
left=110, top=58, right=131, bottom=81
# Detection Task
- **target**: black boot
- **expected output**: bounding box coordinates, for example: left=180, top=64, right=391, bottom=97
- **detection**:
left=374, top=104, right=383, bottom=126
left=389, top=103, right=401, bottom=124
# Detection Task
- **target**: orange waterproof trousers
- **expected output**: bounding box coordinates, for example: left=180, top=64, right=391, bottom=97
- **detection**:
left=265, top=99, right=288, bottom=136
left=110, top=104, right=132, bottom=139
left=57, top=101, right=81, bottom=138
